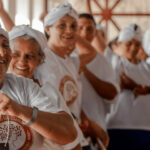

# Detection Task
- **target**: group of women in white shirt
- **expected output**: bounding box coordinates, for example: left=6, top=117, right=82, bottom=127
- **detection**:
left=0, top=1, right=150, bottom=150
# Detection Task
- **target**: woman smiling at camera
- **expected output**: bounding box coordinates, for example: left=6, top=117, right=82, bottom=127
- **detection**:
left=0, top=27, right=78, bottom=150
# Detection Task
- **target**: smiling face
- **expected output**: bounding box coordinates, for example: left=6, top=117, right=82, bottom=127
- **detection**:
left=0, top=35, right=11, bottom=87
left=78, top=17, right=96, bottom=42
left=117, top=39, right=141, bottom=61
left=9, top=37, right=41, bottom=79
left=46, top=14, right=77, bottom=50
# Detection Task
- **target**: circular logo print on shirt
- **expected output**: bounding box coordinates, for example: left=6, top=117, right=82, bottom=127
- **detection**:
left=59, top=75, right=78, bottom=106
left=0, top=115, right=32, bottom=150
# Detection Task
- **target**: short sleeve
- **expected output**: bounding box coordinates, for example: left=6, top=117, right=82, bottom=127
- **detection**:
left=24, top=78, right=63, bottom=113
left=87, top=53, right=119, bottom=92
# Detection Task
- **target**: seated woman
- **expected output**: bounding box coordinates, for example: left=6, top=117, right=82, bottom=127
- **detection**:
left=0, top=27, right=77, bottom=150
left=8, top=25, right=83, bottom=150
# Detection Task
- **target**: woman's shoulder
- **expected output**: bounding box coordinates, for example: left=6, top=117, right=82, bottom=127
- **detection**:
left=5, top=73, right=36, bottom=88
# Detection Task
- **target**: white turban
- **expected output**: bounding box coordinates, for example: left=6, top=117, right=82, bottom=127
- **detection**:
left=0, top=28, right=8, bottom=39
left=143, top=29, right=150, bottom=56
left=9, top=25, right=48, bottom=51
left=44, top=2, right=78, bottom=27
left=118, top=24, right=142, bottom=42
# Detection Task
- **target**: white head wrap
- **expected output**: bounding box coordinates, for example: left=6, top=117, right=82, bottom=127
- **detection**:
left=118, top=24, right=142, bottom=42
left=8, top=25, right=49, bottom=80
left=143, top=29, right=150, bottom=56
left=44, top=2, right=78, bottom=27
left=0, top=28, right=8, bottom=39
left=9, top=25, right=47, bottom=51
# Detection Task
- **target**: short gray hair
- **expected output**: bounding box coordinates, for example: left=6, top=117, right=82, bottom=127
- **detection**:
left=10, top=34, right=45, bottom=64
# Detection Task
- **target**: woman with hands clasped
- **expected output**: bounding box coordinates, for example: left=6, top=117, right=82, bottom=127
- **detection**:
left=105, top=24, right=150, bottom=150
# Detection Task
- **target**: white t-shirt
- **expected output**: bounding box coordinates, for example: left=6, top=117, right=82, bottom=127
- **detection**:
left=81, top=53, right=118, bottom=131
left=0, top=74, right=62, bottom=150
left=35, top=48, right=88, bottom=147
left=104, top=46, right=150, bottom=86
left=36, top=48, right=82, bottom=120
left=104, top=46, right=150, bottom=130
left=122, top=58, right=150, bottom=86
left=104, top=46, right=124, bottom=85
left=41, top=82, right=86, bottom=150
left=107, top=90, right=150, bottom=130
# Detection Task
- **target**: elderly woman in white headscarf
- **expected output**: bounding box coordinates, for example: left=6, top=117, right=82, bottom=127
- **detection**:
left=43, top=2, right=107, bottom=150
left=43, top=2, right=98, bottom=149
left=119, top=26, right=150, bottom=87
left=0, top=1, right=110, bottom=149
left=0, top=26, right=78, bottom=150
left=105, top=24, right=150, bottom=150
left=104, top=24, right=142, bottom=83
left=43, top=2, right=119, bottom=150
left=115, top=24, right=142, bottom=63
left=8, top=25, right=86, bottom=150
left=0, top=2, right=91, bottom=149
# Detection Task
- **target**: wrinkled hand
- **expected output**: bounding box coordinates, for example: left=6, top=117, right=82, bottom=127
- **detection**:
left=0, top=93, right=22, bottom=116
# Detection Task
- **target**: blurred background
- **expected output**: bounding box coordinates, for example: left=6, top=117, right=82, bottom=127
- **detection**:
left=2, top=0, right=150, bottom=40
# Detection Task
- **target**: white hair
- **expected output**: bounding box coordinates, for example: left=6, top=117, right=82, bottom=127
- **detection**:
left=10, top=34, right=45, bottom=64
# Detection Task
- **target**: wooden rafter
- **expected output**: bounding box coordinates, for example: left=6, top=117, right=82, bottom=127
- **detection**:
left=111, top=0, right=121, bottom=10
left=86, top=0, right=150, bottom=34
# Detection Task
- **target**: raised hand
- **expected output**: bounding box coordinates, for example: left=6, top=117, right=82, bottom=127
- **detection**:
left=0, top=0, right=14, bottom=32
